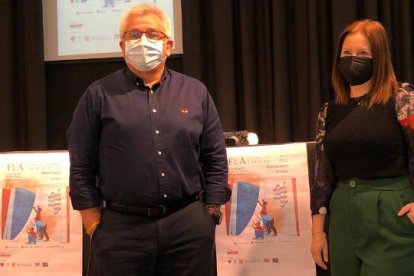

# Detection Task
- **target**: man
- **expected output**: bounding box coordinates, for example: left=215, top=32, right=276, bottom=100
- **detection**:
left=67, top=3, right=230, bottom=276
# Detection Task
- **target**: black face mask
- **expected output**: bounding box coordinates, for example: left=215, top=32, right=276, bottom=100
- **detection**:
left=337, top=56, right=373, bottom=86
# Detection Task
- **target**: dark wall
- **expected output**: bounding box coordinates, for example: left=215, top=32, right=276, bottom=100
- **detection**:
left=45, top=55, right=183, bottom=150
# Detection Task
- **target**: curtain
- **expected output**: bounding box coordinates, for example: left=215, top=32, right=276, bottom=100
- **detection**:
left=0, top=0, right=47, bottom=151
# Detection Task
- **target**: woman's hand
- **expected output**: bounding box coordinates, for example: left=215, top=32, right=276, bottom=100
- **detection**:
left=310, top=232, right=329, bottom=270
left=398, top=202, right=414, bottom=224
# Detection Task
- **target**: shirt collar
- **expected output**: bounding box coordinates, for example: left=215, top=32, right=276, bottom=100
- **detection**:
left=125, top=67, right=170, bottom=90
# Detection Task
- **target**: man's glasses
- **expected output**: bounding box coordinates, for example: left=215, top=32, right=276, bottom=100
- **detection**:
left=122, top=30, right=168, bottom=43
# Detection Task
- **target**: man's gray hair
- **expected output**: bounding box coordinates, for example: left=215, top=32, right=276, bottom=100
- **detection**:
left=119, top=3, right=172, bottom=39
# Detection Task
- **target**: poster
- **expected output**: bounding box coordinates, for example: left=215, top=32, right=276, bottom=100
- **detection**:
left=217, top=143, right=315, bottom=276
left=0, top=151, right=82, bottom=275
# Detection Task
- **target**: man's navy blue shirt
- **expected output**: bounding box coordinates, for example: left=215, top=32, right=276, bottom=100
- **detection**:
left=67, top=68, right=230, bottom=210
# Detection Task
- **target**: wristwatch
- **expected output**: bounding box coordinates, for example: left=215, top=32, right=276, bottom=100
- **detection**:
left=210, top=209, right=223, bottom=225
left=205, top=204, right=223, bottom=225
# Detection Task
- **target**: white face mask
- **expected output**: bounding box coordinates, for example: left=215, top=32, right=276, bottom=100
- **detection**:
left=124, top=35, right=164, bottom=72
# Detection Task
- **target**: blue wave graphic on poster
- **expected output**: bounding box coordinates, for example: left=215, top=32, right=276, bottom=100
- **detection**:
left=3, top=188, right=36, bottom=240
left=231, top=182, right=259, bottom=235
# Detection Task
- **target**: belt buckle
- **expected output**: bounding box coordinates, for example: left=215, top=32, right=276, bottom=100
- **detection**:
left=158, top=205, right=166, bottom=216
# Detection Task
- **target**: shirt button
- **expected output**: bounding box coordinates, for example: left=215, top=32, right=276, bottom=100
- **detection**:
left=155, top=130, right=160, bottom=135
left=163, top=194, right=168, bottom=198
left=150, top=90, right=154, bottom=94
left=160, top=172, right=165, bottom=177
left=157, top=150, right=162, bottom=155
left=152, top=109, right=157, bottom=113
left=349, top=180, right=356, bottom=188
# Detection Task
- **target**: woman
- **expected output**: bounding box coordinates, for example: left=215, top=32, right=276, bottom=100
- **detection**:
left=310, top=19, right=414, bottom=276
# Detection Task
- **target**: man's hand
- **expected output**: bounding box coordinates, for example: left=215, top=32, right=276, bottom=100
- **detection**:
left=205, top=204, right=222, bottom=225
left=80, top=207, right=101, bottom=236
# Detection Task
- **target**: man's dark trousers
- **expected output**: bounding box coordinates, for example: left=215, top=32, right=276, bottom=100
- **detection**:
left=92, top=201, right=217, bottom=276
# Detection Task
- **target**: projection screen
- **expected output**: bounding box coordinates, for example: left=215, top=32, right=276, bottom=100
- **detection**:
left=42, top=0, right=182, bottom=61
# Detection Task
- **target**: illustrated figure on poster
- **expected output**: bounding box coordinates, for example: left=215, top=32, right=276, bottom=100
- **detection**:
left=26, top=224, right=37, bottom=244
left=252, top=217, right=264, bottom=240
left=33, top=205, right=49, bottom=241
left=258, top=199, right=278, bottom=236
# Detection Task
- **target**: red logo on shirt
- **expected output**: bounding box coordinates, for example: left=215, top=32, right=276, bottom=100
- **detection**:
left=179, top=107, right=189, bottom=114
